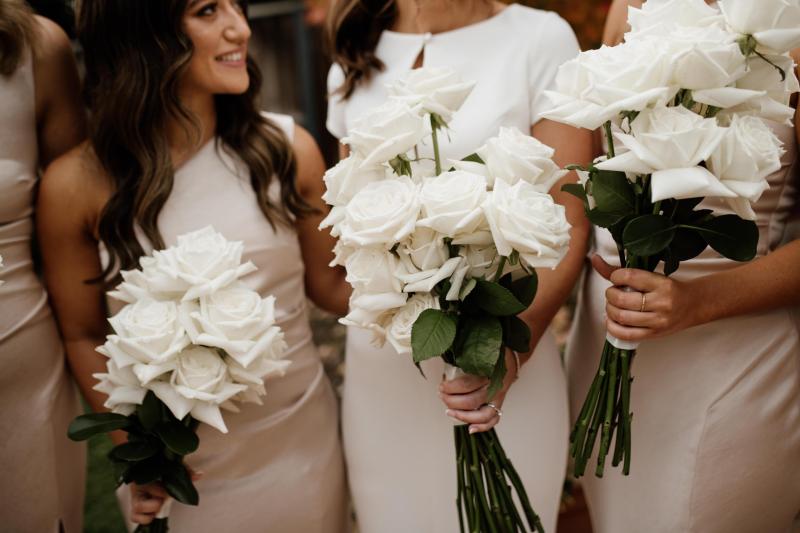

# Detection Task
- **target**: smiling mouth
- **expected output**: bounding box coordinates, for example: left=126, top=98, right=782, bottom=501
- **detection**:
left=215, top=51, right=244, bottom=62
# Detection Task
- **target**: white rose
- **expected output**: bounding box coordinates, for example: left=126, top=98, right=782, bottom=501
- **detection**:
left=100, top=299, right=190, bottom=384
left=397, top=228, right=449, bottom=271
left=719, top=0, right=800, bottom=53
left=119, top=227, right=258, bottom=302
left=397, top=256, right=463, bottom=294
left=716, top=53, right=800, bottom=124
left=385, top=293, right=440, bottom=355
left=345, top=248, right=405, bottom=294
left=92, top=361, right=148, bottom=416
left=482, top=180, right=571, bottom=269
left=388, top=66, right=475, bottom=122
left=343, top=100, right=428, bottom=167
left=322, top=154, right=387, bottom=207
left=150, top=346, right=247, bottom=433
left=707, top=115, right=784, bottom=220
left=461, top=244, right=500, bottom=279
left=540, top=39, right=678, bottom=130
left=416, top=171, right=487, bottom=237
left=596, top=106, right=735, bottom=202
left=338, top=177, right=421, bottom=247
left=339, top=289, right=408, bottom=344
left=182, top=287, right=288, bottom=368
left=627, top=0, right=722, bottom=35
left=477, top=127, right=566, bottom=190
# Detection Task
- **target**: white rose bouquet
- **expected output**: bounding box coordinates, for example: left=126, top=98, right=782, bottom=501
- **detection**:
left=67, top=227, right=289, bottom=533
left=321, top=67, right=572, bottom=533
left=541, top=0, right=799, bottom=479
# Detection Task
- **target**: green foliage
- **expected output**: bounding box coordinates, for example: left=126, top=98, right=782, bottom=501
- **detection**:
left=68, top=413, right=131, bottom=441
left=411, top=309, right=458, bottom=363
left=469, top=279, right=527, bottom=316
left=456, top=316, right=503, bottom=377
left=622, top=214, right=676, bottom=256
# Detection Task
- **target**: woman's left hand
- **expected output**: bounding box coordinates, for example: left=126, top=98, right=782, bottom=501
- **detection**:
left=593, top=255, right=700, bottom=342
left=439, top=350, right=518, bottom=434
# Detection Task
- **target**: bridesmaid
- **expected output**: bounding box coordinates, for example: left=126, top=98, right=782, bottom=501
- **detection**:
left=0, top=1, right=87, bottom=531
left=326, top=1, right=592, bottom=531
left=566, top=1, right=800, bottom=532
left=38, top=0, right=351, bottom=531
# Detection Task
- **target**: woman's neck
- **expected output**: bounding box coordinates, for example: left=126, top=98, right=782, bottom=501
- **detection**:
left=167, top=89, right=217, bottom=168
left=391, top=0, right=501, bottom=35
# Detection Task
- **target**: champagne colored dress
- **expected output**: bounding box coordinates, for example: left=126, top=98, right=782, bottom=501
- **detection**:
left=566, top=121, right=800, bottom=532
left=0, top=50, right=85, bottom=532
left=326, top=6, right=580, bottom=532
left=114, top=114, right=348, bottom=532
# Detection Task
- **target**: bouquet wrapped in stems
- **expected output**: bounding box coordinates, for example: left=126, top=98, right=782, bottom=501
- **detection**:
left=541, top=0, right=800, bottom=478
left=322, top=66, right=573, bottom=532
left=68, top=227, right=290, bottom=532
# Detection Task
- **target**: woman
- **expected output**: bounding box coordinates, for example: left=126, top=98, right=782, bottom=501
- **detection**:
left=326, top=1, right=592, bottom=531
left=38, top=1, right=350, bottom=531
left=565, top=1, right=800, bottom=531
left=0, top=1, right=86, bottom=531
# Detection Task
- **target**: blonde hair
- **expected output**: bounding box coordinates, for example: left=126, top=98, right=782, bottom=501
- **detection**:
left=0, top=0, right=36, bottom=76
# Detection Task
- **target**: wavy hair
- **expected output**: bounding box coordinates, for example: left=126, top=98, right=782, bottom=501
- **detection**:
left=77, top=0, right=313, bottom=282
left=325, top=0, right=397, bottom=99
left=0, top=0, right=36, bottom=76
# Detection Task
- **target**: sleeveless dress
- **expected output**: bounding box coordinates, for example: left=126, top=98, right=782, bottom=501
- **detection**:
left=565, top=121, right=800, bottom=532
left=326, top=6, right=580, bottom=532
left=113, top=114, right=348, bottom=532
left=0, top=50, right=85, bottom=532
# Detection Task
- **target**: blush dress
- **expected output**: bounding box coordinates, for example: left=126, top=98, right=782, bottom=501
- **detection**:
left=114, top=114, right=348, bottom=532
left=565, top=119, right=800, bottom=533
left=0, top=49, right=85, bottom=532
left=326, top=5, right=581, bottom=532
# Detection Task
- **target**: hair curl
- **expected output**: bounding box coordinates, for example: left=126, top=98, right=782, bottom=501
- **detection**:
left=0, top=0, right=36, bottom=76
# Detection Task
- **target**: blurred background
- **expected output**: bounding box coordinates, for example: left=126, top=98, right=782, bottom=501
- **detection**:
left=28, top=0, right=612, bottom=531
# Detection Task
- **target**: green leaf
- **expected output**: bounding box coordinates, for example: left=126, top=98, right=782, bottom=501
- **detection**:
left=622, top=215, right=676, bottom=257
left=470, top=280, right=526, bottom=316
left=456, top=317, right=503, bottom=377
left=670, top=228, right=707, bottom=262
left=591, top=170, right=636, bottom=215
left=109, top=440, right=160, bottom=462
left=509, top=273, right=538, bottom=308
left=124, top=456, right=163, bottom=485
left=587, top=208, right=626, bottom=229
left=156, top=421, right=199, bottom=456
left=486, top=349, right=507, bottom=400
left=411, top=309, right=457, bottom=363
left=163, top=462, right=199, bottom=506
left=138, top=391, right=163, bottom=431
left=461, top=153, right=485, bottom=164
left=502, top=316, right=532, bottom=353
left=691, top=215, right=758, bottom=261
left=67, top=412, right=131, bottom=441
left=561, top=183, right=587, bottom=203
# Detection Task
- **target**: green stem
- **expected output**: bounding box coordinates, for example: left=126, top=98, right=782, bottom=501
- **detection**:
left=596, top=346, right=619, bottom=477
left=455, top=429, right=467, bottom=533
left=493, top=256, right=508, bottom=283
left=603, top=121, right=616, bottom=158
left=489, top=430, right=544, bottom=532
left=431, top=115, right=442, bottom=175
left=621, top=349, right=634, bottom=475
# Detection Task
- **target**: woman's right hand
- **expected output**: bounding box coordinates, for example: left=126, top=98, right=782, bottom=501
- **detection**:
left=130, top=482, right=168, bottom=525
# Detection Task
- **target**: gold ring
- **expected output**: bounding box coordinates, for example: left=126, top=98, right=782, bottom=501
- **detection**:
left=486, top=402, right=502, bottom=417
left=640, top=292, right=647, bottom=313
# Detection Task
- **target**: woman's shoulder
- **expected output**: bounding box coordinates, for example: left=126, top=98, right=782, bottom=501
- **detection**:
left=502, top=4, right=576, bottom=46
left=41, top=142, right=110, bottom=213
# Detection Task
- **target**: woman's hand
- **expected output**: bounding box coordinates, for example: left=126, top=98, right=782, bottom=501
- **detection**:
left=439, top=350, right=519, bottom=434
left=130, top=482, right=169, bottom=525
left=593, top=255, right=699, bottom=342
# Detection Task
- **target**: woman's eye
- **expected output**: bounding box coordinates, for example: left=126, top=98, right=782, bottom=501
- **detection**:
left=197, top=2, right=218, bottom=16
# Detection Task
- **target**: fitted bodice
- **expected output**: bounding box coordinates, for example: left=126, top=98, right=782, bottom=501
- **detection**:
left=595, top=120, right=799, bottom=278
left=326, top=4, right=580, bottom=160
left=102, top=114, right=316, bottom=363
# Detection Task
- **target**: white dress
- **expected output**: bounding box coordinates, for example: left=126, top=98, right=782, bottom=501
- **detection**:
left=326, top=6, right=580, bottom=532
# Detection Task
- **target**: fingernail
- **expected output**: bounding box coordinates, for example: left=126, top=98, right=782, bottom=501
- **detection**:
left=469, top=427, right=477, bottom=434
left=445, top=409, right=453, bottom=417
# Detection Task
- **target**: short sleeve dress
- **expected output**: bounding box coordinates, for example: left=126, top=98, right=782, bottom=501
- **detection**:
left=326, top=6, right=580, bottom=532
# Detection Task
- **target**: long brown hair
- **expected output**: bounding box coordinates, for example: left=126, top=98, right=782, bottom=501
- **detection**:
left=0, top=0, right=36, bottom=76
left=77, top=0, right=313, bottom=281
left=326, top=0, right=398, bottom=99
